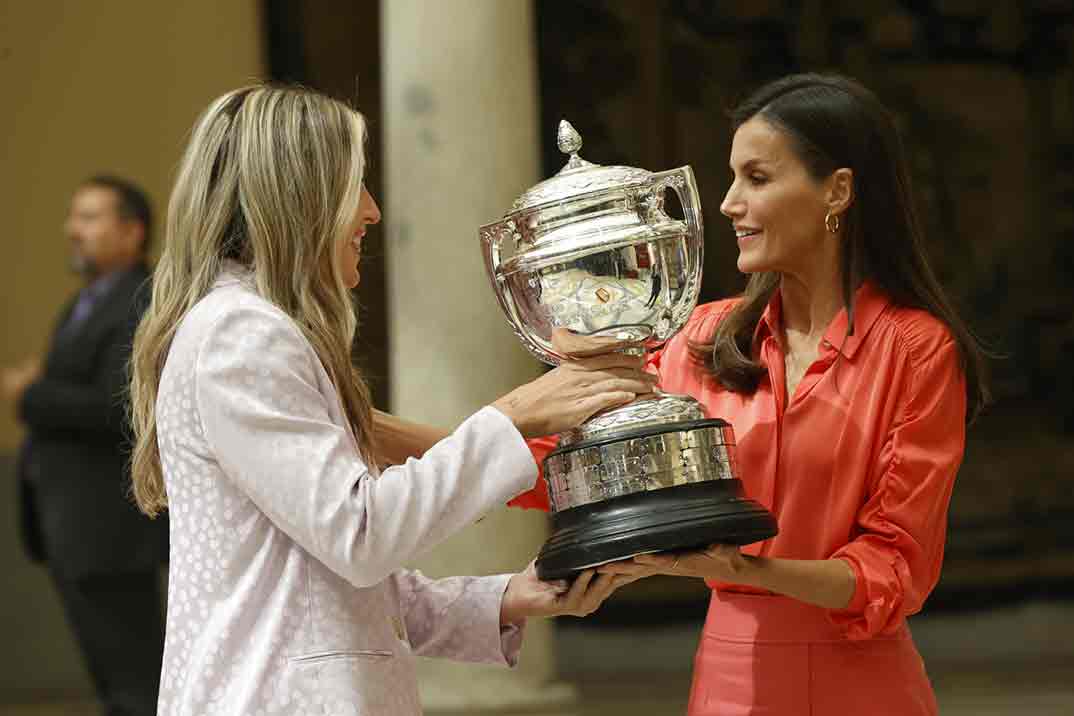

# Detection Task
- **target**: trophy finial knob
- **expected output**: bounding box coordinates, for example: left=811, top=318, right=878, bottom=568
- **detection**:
left=557, top=120, right=583, bottom=155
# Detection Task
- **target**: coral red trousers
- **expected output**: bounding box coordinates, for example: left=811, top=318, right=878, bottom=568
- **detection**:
left=687, top=591, right=938, bottom=715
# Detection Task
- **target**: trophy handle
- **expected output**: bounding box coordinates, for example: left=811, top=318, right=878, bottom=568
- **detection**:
left=479, top=221, right=506, bottom=285
left=651, top=166, right=705, bottom=327
left=651, top=166, right=704, bottom=244
left=480, top=221, right=560, bottom=366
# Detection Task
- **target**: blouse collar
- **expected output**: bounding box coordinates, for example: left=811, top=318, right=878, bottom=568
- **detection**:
left=755, top=280, right=891, bottom=359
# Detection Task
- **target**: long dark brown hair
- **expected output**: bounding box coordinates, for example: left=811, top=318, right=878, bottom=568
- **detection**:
left=692, top=73, right=989, bottom=421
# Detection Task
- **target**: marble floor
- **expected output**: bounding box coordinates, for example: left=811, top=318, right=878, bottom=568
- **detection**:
left=5, top=663, right=1073, bottom=716
left=3, top=600, right=1072, bottom=715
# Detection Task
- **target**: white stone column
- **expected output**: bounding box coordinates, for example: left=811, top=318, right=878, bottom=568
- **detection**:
left=381, top=1, right=574, bottom=711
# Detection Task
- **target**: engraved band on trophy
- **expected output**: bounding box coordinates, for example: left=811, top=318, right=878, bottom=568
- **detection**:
left=481, top=120, right=778, bottom=580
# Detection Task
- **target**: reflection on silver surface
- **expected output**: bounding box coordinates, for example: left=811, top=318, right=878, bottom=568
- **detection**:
left=481, top=119, right=739, bottom=516
left=480, top=119, right=703, bottom=365
left=545, top=423, right=742, bottom=512
left=561, top=393, right=706, bottom=446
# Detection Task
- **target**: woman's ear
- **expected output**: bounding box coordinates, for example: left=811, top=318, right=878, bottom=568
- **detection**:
left=828, top=168, right=854, bottom=215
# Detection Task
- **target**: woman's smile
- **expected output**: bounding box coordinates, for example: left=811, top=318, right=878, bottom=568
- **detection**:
left=735, top=225, right=762, bottom=246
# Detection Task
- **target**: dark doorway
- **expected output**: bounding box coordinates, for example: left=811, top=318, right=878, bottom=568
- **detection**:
left=263, top=0, right=392, bottom=409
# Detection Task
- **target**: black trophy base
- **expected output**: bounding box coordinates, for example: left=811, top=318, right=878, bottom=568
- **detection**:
left=535, top=479, right=778, bottom=581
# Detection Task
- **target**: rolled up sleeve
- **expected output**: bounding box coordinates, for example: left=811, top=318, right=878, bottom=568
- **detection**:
left=829, top=341, right=966, bottom=639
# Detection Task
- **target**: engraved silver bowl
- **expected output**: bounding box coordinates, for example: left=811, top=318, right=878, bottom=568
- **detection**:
left=480, top=120, right=703, bottom=362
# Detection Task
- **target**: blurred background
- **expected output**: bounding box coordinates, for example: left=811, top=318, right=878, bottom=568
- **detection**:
left=2, top=1, right=1073, bottom=714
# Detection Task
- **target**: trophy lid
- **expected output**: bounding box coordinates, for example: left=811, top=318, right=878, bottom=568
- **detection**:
left=508, top=120, right=653, bottom=214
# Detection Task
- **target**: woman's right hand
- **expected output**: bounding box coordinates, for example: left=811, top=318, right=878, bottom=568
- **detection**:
left=500, top=562, right=634, bottom=623
left=491, top=349, right=657, bottom=438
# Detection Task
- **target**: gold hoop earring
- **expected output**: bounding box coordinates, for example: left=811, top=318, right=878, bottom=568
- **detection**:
left=825, top=211, right=840, bottom=234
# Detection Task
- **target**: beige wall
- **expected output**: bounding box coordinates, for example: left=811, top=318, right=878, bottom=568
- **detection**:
left=0, top=1, right=264, bottom=699
left=0, top=0, right=265, bottom=451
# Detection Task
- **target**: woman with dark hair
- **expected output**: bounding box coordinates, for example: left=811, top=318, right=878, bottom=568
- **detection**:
left=591, top=73, right=990, bottom=714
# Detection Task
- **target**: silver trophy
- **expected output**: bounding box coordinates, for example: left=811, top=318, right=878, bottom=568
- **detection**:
left=481, top=121, right=777, bottom=579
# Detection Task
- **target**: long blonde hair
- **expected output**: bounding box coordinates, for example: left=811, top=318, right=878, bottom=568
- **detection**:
left=129, top=85, right=376, bottom=517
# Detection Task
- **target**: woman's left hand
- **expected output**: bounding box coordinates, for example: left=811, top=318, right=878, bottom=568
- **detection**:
left=596, top=544, right=752, bottom=582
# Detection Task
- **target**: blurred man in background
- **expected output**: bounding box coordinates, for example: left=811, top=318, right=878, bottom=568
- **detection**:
left=2, top=176, right=168, bottom=716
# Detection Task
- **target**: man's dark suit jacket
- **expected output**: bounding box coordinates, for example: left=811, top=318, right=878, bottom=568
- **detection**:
left=17, top=262, right=168, bottom=579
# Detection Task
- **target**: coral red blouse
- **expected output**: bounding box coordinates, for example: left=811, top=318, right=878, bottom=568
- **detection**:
left=516, top=281, right=967, bottom=639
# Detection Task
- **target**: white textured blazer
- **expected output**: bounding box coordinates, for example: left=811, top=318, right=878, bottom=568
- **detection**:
left=154, top=265, right=538, bottom=715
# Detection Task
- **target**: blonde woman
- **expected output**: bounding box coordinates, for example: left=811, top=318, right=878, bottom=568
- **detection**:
left=129, top=85, right=653, bottom=715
